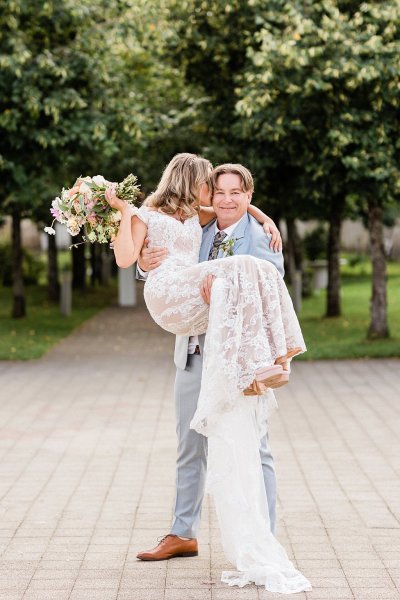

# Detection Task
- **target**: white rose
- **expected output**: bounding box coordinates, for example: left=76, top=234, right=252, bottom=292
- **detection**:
left=111, top=210, right=122, bottom=223
left=79, top=182, right=91, bottom=195
left=87, top=231, right=97, bottom=242
left=92, top=175, right=107, bottom=186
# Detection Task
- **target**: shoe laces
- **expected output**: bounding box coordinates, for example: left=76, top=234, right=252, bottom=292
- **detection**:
left=157, top=534, right=174, bottom=545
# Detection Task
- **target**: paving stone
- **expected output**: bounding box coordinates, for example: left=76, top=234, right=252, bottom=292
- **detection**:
left=69, top=591, right=118, bottom=600
left=32, top=569, right=79, bottom=580
left=302, top=589, right=354, bottom=599
left=346, top=576, right=396, bottom=588
left=73, top=578, right=120, bottom=589
left=259, top=593, right=308, bottom=600
left=164, top=590, right=211, bottom=600
left=165, top=575, right=208, bottom=588
left=117, top=592, right=166, bottom=600
left=26, top=579, right=75, bottom=591
left=350, top=590, right=400, bottom=600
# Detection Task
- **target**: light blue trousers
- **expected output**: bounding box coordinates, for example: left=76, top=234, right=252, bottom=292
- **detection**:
left=170, top=351, right=277, bottom=539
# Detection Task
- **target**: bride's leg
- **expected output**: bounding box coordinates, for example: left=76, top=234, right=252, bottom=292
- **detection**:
left=219, top=255, right=305, bottom=393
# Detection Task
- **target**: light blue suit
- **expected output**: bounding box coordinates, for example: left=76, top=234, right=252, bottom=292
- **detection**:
left=171, top=213, right=284, bottom=538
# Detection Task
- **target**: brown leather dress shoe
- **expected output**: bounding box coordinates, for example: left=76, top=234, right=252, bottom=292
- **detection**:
left=136, top=534, right=198, bottom=561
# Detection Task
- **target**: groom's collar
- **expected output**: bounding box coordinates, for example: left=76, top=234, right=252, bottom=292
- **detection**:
left=214, top=221, right=238, bottom=237
left=215, top=213, right=247, bottom=239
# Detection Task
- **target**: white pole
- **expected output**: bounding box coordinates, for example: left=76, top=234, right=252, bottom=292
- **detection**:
left=60, top=271, right=72, bottom=316
left=118, top=265, right=137, bottom=307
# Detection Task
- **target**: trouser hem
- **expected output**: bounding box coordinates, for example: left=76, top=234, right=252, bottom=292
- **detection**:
left=170, top=523, right=197, bottom=539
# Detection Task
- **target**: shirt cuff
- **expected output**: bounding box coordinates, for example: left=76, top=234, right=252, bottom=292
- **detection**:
left=137, top=263, right=148, bottom=277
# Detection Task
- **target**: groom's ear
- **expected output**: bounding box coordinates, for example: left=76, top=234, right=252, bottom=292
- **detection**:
left=247, top=191, right=253, bottom=204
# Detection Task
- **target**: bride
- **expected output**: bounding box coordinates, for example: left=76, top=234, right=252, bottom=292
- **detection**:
left=105, top=153, right=311, bottom=594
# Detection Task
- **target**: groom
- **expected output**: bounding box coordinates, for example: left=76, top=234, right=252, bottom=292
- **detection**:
left=136, top=163, right=284, bottom=561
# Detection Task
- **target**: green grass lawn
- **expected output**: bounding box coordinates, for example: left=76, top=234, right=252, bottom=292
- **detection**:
left=0, top=283, right=117, bottom=360
left=298, top=260, right=400, bottom=360
left=1, top=255, right=399, bottom=361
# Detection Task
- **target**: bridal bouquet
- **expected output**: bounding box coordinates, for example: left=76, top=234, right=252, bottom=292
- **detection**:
left=44, top=174, right=140, bottom=245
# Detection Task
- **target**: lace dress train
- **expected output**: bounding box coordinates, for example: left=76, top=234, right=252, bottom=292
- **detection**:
left=135, top=207, right=311, bottom=593
left=191, top=277, right=311, bottom=593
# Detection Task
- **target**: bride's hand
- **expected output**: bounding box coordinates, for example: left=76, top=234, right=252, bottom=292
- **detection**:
left=200, top=274, right=215, bottom=305
left=104, top=184, right=128, bottom=213
left=263, top=221, right=282, bottom=253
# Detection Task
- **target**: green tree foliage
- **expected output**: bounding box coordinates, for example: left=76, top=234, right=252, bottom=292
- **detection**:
left=0, top=0, right=195, bottom=315
left=166, top=0, right=264, bottom=164
left=236, top=0, right=400, bottom=333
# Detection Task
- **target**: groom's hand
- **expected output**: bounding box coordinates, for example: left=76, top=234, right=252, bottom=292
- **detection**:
left=138, top=238, right=168, bottom=271
left=200, top=275, right=216, bottom=305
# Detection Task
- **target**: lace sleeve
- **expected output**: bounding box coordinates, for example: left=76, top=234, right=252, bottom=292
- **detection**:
left=133, top=206, right=152, bottom=225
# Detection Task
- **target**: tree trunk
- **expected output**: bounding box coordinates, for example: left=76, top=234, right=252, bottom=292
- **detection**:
left=11, top=207, right=26, bottom=318
left=368, top=202, right=389, bottom=339
left=72, top=233, right=86, bottom=290
left=326, top=197, right=344, bottom=317
left=90, top=243, right=102, bottom=286
left=47, top=232, right=60, bottom=302
left=285, top=217, right=303, bottom=285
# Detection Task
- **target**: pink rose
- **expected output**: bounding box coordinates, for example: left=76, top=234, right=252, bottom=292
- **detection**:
left=87, top=215, right=98, bottom=226
left=68, top=185, right=80, bottom=198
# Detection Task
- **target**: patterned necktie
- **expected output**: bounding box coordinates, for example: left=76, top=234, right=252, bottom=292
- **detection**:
left=208, top=230, right=227, bottom=261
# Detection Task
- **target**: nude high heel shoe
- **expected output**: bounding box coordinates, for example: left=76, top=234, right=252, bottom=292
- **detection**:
left=243, top=364, right=284, bottom=396
left=269, top=359, right=291, bottom=389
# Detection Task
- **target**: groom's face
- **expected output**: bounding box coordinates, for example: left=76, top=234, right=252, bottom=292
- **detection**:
left=213, top=173, right=252, bottom=228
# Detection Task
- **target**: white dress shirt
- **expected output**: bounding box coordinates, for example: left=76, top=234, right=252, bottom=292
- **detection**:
left=188, top=220, right=241, bottom=354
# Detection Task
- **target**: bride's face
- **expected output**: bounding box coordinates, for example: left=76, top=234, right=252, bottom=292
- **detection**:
left=198, top=182, right=212, bottom=206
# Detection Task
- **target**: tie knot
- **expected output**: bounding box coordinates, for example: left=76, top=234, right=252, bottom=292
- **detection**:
left=214, top=231, right=227, bottom=245
left=208, top=230, right=228, bottom=260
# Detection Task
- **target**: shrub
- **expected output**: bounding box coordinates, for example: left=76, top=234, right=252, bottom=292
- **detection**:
left=303, top=225, right=328, bottom=261
left=348, top=254, right=364, bottom=267
left=0, top=244, right=44, bottom=286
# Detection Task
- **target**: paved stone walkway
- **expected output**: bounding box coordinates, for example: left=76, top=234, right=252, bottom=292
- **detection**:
left=0, top=288, right=399, bottom=600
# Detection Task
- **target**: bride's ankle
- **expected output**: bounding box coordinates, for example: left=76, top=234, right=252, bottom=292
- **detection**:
left=274, top=356, right=286, bottom=366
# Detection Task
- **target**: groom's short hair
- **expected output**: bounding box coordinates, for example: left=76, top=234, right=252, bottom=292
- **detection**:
left=212, top=163, right=254, bottom=193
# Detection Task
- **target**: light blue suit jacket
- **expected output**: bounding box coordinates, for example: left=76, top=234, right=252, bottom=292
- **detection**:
left=174, top=214, right=285, bottom=369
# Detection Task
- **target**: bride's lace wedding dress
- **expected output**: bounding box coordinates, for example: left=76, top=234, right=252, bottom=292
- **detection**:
left=134, top=206, right=311, bottom=593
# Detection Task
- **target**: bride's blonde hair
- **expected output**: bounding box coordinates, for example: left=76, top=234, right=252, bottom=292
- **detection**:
left=144, top=153, right=212, bottom=219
